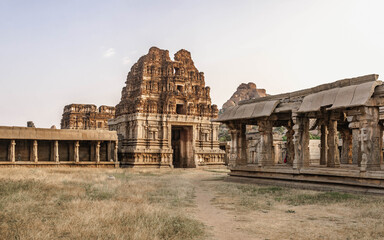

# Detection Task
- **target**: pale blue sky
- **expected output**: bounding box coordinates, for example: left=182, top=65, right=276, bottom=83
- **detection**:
left=1, top=0, right=384, bottom=127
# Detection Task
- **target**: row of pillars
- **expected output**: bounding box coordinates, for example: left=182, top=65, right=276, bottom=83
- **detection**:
left=228, top=106, right=383, bottom=172
left=229, top=121, right=275, bottom=167
left=319, top=121, right=341, bottom=167
left=7, top=140, right=118, bottom=163
left=319, top=107, right=383, bottom=171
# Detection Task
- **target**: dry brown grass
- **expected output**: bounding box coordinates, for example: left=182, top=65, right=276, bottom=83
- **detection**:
left=1, top=168, right=384, bottom=240
left=0, top=168, right=204, bottom=240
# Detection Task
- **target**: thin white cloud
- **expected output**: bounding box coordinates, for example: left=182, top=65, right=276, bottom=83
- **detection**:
left=122, top=57, right=131, bottom=65
left=103, top=48, right=115, bottom=58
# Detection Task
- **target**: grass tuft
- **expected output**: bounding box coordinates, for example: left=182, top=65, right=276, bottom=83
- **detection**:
left=282, top=191, right=359, bottom=206
left=84, top=184, right=114, bottom=201
left=0, top=179, right=40, bottom=198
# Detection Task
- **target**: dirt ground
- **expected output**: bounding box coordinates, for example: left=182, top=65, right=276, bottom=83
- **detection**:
left=193, top=176, right=256, bottom=240
left=186, top=170, right=384, bottom=240
left=0, top=168, right=383, bottom=240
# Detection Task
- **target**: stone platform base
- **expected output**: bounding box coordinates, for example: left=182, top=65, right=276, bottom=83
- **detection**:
left=120, top=162, right=227, bottom=169
left=197, top=163, right=228, bottom=169
left=228, top=165, right=384, bottom=194
left=120, top=162, right=172, bottom=168
left=0, top=161, right=119, bottom=168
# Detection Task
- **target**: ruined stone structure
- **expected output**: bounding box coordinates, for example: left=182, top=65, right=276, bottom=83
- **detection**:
left=61, top=104, right=115, bottom=130
left=216, top=74, right=384, bottom=190
left=245, top=129, right=321, bottom=167
left=109, top=47, right=225, bottom=168
left=0, top=126, right=118, bottom=167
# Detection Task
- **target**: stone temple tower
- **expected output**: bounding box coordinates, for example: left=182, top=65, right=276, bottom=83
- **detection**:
left=109, top=47, right=225, bottom=168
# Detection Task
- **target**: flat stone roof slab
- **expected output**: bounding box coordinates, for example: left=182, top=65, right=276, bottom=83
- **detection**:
left=298, top=80, right=382, bottom=112
left=329, top=80, right=382, bottom=110
left=217, top=100, right=279, bottom=121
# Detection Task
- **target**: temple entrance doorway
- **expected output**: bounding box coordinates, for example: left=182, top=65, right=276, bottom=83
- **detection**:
left=171, top=126, right=194, bottom=168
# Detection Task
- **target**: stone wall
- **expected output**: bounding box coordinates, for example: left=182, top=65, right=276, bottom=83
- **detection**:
left=309, top=139, right=321, bottom=164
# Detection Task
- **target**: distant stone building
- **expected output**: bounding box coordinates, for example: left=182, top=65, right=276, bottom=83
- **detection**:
left=109, top=47, right=225, bottom=168
left=61, top=104, right=115, bottom=130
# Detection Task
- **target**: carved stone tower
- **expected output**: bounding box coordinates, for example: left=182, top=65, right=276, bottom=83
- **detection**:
left=109, top=47, right=225, bottom=167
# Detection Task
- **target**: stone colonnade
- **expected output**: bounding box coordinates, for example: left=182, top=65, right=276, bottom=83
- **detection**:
left=2, top=139, right=118, bottom=165
left=228, top=106, right=383, bottom=172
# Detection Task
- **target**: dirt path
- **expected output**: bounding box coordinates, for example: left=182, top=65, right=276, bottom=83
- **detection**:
left=192, top=173, right=257, bottom=240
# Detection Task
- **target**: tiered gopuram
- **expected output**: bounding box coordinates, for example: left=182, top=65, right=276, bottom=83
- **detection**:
left=109, top=47, right=225, bottom=167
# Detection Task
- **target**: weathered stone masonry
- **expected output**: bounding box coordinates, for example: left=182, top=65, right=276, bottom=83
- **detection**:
left=109, top=47, right=225, bottom=168
left=216, top=74, right=384, bottom=189
left=61, top=104, right=115, bottom=130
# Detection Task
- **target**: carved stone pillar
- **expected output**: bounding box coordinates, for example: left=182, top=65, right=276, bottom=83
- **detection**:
left=227, top=123, right=247, bottom=166
left=237, top=124, right=247, bottom=165
left=74, top=141, right=80, bottom=162
left=211, top=123, right=216, bottom=147
left=32, top=140, right=38, bottom=163
left=107, top=141, right=112, bottom=161
left=327, top=119, right=340, bottom=168
left=228, top=127, right=239, bottom=167
left=8, top=140, right=16, bottom=162
left=161, top=122, right=167, bottom=148
left=114, top=141, right=119, bottom=163
left=320, top=124, right=328, bottom=165
left=54, top=141, right=59, bottom=162
left=257, top=120, right=273, bottom=167
left=96, top=141, right=100, bottom=163
left=340, top=128, right=352, bottom=164
left=359, top=107, right=381, bottom=171
left=381, top=126, right=383, bottom=165
left=348, top=121, right=362, bottom=166
left=285, top=122, right=295, bottom=165
left=273, top=144, right=279, bottom=164
left=292, top=115, right=310, bottom=169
